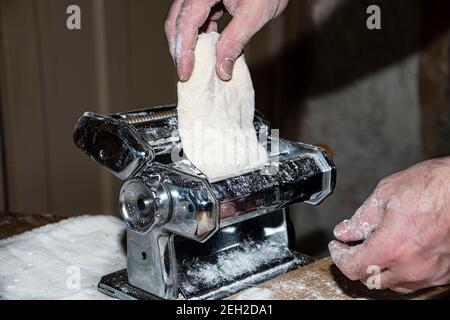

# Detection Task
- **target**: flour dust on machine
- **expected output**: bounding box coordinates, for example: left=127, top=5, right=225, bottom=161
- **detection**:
left=73, top=104, right=336, bottom=300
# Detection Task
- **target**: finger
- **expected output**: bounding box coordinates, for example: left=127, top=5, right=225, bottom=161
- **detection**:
left=329, top=241, right=366, bottom=281
left=333, top=193, right=387, bottom=242
left=165, top=0, right=185, bottom=59
left=388, top=280, right=440, bottom=293
left=329, top=228, right=389, bottom=281
left=200, top=5, right=224, bottom=33
left=215, top=0, right=290, bottom=80
left=364, top=269, right=396, bottom=290
left=362, top=269, right=421, bottom=293
left=216, top=15, right=256, bottom=80
left=202, top=21, right=218, bottom=33
left=175, top=0, right=220, bottom=81
left=386, top=268, right=437, bottom=293
left=275, top=0, right=291, bottom=18
left=216, top=8, right=271, bottom=80
left=389, top=282, right=424, bottom=294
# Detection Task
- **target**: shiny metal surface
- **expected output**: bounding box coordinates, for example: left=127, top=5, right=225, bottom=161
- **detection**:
left=119, top=178, right=171, bottom=233
left=211, top=139, right=335, bottom=223
left=98, top=247, right=316, bottom=300
left=73, top=104, right=337, bottom=300
left=122, top=109, right=178, bottom=124
left=74, top=104, right=271, bottom=169
left=73, top=112, right=154, bottom=180
left=127, top=228, right=176, bottom=298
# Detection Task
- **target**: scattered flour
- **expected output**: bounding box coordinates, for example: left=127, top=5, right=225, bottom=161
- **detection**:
left=0, top=215, right=126, bottom=300
left=234, top=269, right=351, bottom=300
left=177, top=32, right=268, bottom=179
left=234, top=287, right=273, bottom=300
left=1, top=216, right=340, bottom=300
left=182, top=240, right=292, bottom=296
left=334, top=196, right=384, bottom=240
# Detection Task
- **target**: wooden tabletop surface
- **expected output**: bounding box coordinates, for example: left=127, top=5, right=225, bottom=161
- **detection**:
left=0, top=212, right=67, bottom=240
left=1, top=212, right=449, bottom=300
left=228, top=256, right=450, bottom=300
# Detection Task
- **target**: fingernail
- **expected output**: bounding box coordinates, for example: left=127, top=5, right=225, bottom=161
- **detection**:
left=328, top=240, right=336, bottom=252
left=333, top=219, right=349, bottom=238
left=328, top=241, right=344, bottom=262
left=178, top=68, right=187, bottom=82
left=219, top=58, right=234, bottom=81
left=328, top=240, right=351, bottom=265
left=329, top=240, right=343, bottom=250
left=175, top=56, right=186, bottom=81
left=178, top=62, right=191, bottom=82
left=177, top=50, right=194, bottom=82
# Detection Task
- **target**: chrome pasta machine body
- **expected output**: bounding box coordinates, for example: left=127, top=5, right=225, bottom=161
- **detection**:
left=73, top=104, right=336, bottom=300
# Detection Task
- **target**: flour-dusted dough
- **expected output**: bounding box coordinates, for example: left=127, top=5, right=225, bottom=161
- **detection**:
left=177, top=32, right=268, bottom=179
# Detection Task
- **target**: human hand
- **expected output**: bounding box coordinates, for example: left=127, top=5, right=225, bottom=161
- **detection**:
left=165, top=0, right=289, bottom=81
left=329, top=158, right=450, bottom=293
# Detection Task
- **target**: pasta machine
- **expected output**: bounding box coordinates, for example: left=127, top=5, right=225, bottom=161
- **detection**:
left=73, top=104, right=336, bottom=300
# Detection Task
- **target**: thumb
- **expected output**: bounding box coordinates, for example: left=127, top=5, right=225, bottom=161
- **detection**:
left=329, top=224, right=390, bottom=281
left=333, top=194, right=386, bottom=242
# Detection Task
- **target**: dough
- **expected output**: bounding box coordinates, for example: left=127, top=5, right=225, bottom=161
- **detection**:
left=177, top=32, right=268, bottom=180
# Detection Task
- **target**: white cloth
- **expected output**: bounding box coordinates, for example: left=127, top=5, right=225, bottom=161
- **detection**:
left=0, top=215, right=126, bottom=300
left=177, top=32, right=268, bottom=180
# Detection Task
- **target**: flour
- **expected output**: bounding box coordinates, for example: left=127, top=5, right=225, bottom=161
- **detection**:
left=177, top=32, right=268, bottom=179
left=192, top=261, right=298, bottom=300
left=182, top=240, right=292, bottom=295
left=0, top=216, right=126, bottom=300
left=234, top=287, right=273, bottom=300
left=234, top=269, right=353, bottom=300
left=334, top=196, right=384, bottom=240
left=328, top=241, right=363, bottom=270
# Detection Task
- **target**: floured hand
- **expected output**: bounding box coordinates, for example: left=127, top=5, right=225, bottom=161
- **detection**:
left=329, top=158, right=450, bottom=293
left=165, top=0, right=290, bottom=81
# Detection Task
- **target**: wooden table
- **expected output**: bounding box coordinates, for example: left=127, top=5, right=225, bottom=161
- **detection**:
left=1, top=212, right=449, bottom=300
left=228, top=257, right=450, bottom=300
left=0, top=212, right=67, bottom=240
